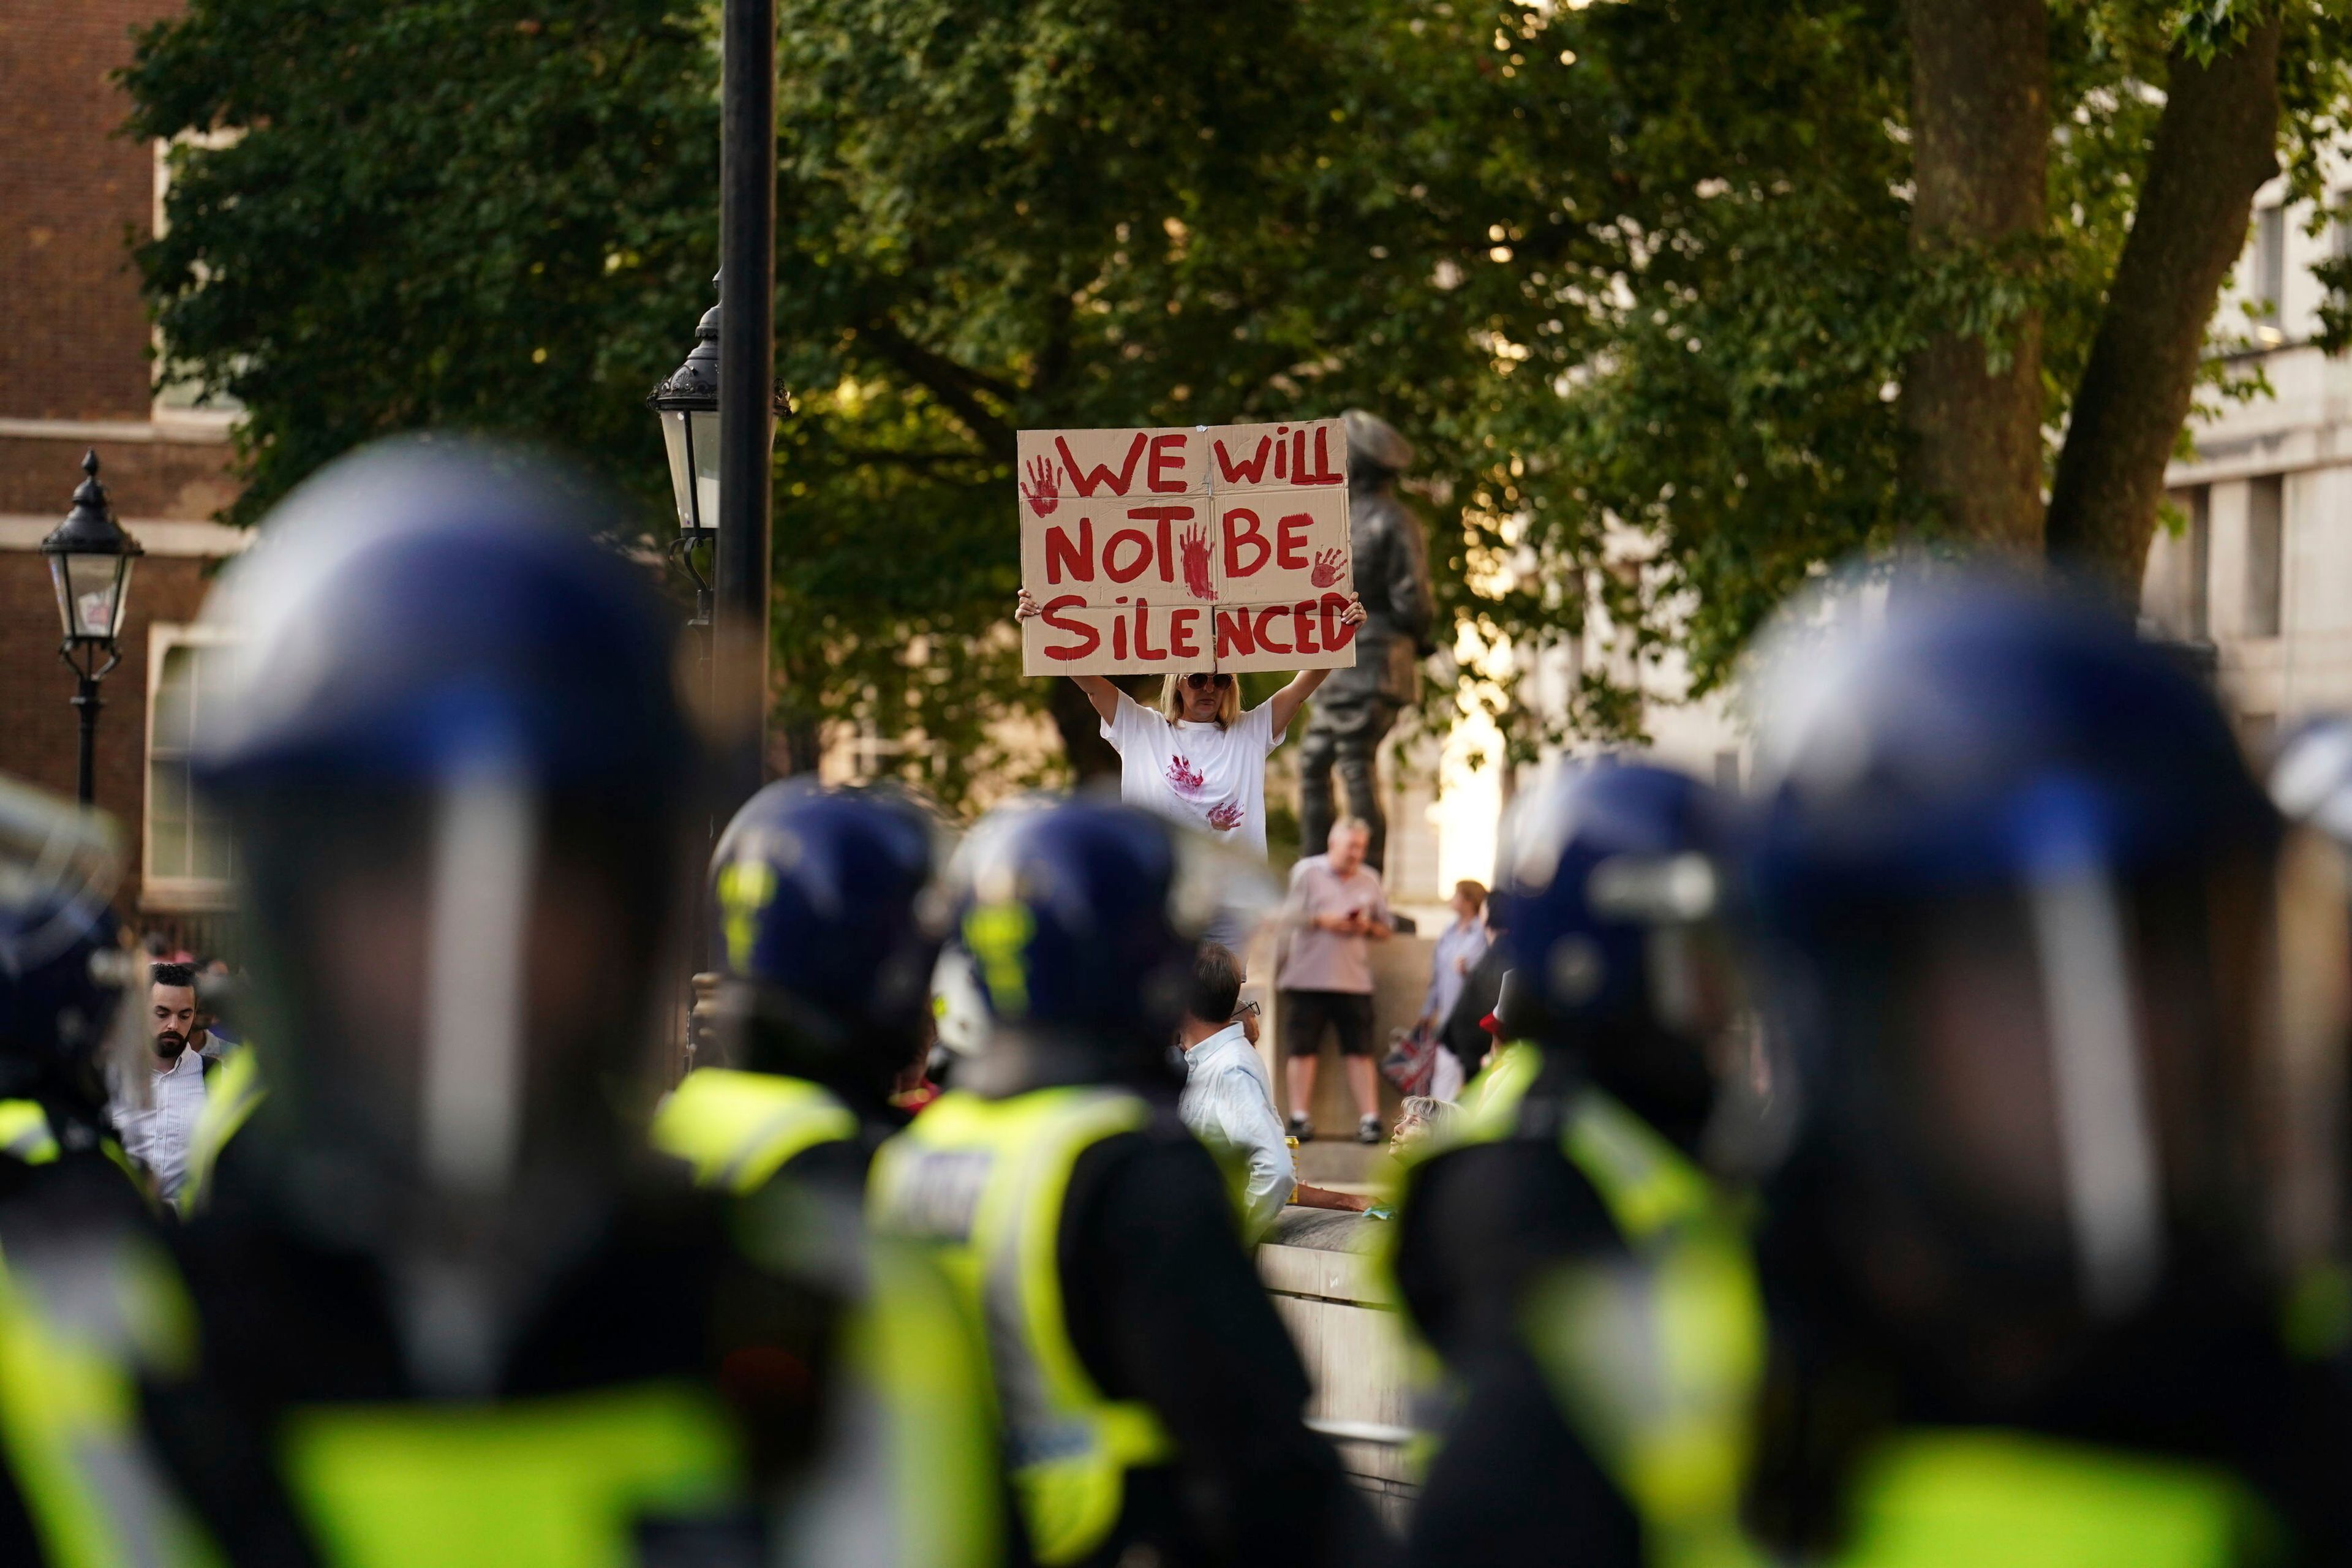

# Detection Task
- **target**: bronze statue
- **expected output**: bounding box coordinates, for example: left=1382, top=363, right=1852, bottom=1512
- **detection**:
left=1298, top=410, right=1434, bottom=870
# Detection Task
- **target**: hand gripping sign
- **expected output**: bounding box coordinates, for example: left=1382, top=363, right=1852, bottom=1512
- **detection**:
left=1018, top=421, right=1357, bottom=676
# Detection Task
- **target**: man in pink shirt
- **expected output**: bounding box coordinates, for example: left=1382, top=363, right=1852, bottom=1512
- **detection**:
left=1275, top=818, right=1392, bottom=1142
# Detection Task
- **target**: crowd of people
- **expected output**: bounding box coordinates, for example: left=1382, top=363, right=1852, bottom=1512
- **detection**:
left=6, top=434, right=2352, bottom=1568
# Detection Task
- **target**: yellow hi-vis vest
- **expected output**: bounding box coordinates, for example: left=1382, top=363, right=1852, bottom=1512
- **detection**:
left=1829, top=1428, right=2274, bottom=1568
left=0, top=1199, right=217, bottom=1568
left=869, top=1087, right=1175, bottom=1567
left=176, top=1050, right=266, bottom=1218
left=1398, top=1042, right=1766, bottom=1568
left=278, top=1383, right=742, bottom=1568
left=650, top=1065, right=1006, bottom=1568
left=649, top=1067, right=861, bottom=1194
left=0, top=1101, right=58, bottom=1167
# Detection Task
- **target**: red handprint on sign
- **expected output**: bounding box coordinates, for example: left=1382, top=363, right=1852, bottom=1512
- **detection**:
left=1166, top=755, right=1206, bottom=796
left=1309, top=546, right=1346, bottom=589
left=1023, top=455, right=1061, bottom=516
left=1178, top=522, right=1215, bottom=600
left=1206, top=800, right=1245, bottom=832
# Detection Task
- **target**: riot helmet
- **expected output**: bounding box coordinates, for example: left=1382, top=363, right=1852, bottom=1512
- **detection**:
left=1491, top=759, right=1743, bottom=1150
left=706, top=782, right=947, bottom=1101
left=943, top=794, right=1267, bottom=1091
left=1746, top=568, right=2286, bottom=1374
left=0, top=777, right=133, bottom=1134
left=188, top=436, right=695, bottom=1388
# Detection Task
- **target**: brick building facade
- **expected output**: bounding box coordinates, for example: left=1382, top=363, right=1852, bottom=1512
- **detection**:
left=2, top=0, right=244, bottom=930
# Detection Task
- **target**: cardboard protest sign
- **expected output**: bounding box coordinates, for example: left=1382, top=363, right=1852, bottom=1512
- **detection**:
left=1019, top=421, right=1356, bottom=676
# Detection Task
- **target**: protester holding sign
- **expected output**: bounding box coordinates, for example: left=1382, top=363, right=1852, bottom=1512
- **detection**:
left=1013, top=418, right=1367, bottom=859
left=1016, top=589, right=1362, bottom=856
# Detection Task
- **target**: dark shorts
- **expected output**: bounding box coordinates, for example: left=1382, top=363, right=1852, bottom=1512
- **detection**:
left=1280, top=989, right=1376, bottom=1059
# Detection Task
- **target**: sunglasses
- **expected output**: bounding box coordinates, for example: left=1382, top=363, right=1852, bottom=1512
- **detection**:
left=1183, top=673, right=1234, bottom=691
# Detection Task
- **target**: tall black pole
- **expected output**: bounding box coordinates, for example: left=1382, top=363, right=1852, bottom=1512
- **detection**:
left=715, top=0, right=777, bottom=816
left=71, top=676, right=100, bottom=804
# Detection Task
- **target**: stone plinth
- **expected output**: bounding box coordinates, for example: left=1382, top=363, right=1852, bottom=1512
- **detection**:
left=1257, top=1206, right=1417, bottom=1531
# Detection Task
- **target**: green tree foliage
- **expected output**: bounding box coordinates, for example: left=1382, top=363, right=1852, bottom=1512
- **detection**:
left=125, top=0, right=721, bottom=522
left=124, top=0, right=2352, bottom=797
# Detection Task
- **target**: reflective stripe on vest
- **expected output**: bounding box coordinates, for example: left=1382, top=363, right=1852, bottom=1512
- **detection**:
left=1837, top=1430, right=2270, bottom=1568
left=870, top=1087, right=1174, bottom=1566
left=0, top=1242, right=213, bottom=1568
left=811, top=1238, right=1008, bottom=1568
left=651, top=1068, right=861, bottom=1195
left=281, top=1383, right=741, bottom=1568
left=0, top=1101, right=58, bottom=1167
left=176, top=1050, right=265, bottom=1218
left=657, top=1074, right=1008, bottom=1568
left=1412, top=1042, right=1766, bottom=1568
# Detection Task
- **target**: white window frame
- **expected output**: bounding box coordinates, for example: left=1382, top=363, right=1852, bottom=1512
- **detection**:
left=142, top=622, right=240, bottom=913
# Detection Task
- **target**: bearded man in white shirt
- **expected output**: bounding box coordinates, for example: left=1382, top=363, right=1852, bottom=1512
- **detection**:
left=117, top=960, right=210, bottom=1201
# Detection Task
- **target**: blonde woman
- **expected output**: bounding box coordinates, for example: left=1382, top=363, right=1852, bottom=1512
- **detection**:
left=1014, top=587, right=1363, bottom=859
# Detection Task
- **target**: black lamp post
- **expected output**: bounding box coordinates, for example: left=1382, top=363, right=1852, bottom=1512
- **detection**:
left=39, top=451, right=143, bottom=805
left=715, top=0, right=777, bottom=815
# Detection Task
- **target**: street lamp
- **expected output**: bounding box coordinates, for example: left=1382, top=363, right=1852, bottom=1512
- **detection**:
left=38, top=451, right=143, bottom=804
left=649, top=286, right=722, bottom=629
left=647, top=279, right=787, bottom=635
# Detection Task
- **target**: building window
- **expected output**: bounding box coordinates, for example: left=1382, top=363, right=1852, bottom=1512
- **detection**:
left=2255, top=203, right=2288, bottom=330
left=144, top=624, right=239, bottom=912
left=2245, top=475, right=2285, bottom=639
left=2184, top=484, right=2211, bottom=639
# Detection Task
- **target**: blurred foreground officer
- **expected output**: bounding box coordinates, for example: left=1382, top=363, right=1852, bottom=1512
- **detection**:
left=0, top=779, right=213, bottom=1565
left=1743, top=574, right=2352, bottom=1562
left=154, top=439, right=835, bottom=1566
left=652, top=782, right=1014, bottom=1568
left=1390, top=761, right=1761, bottom=1568
left=871, top=799, right=1384, bottom=1568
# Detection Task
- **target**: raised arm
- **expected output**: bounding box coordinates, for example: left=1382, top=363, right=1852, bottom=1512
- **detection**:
left=1265, top=598, right=1367, bottom=736
left=1016, top=589, right=1121, bottom=725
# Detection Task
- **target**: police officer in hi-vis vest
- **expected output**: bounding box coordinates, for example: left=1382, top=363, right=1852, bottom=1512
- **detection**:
left=652, top=782, right=943, bottom=1197
left=140, top=439, right=840, bottom=1567
left=871, top=796, right=1387, bottom=1568
left=652, top=780, right=1018, bottom=1568
left=0, top=778, right=214, bottom=1566
left=1740, top=571, right=2352, bottom=1565
left=1389, top=760, right=1763, bottom=1568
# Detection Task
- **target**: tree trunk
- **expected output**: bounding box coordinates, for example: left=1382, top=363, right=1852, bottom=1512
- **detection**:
left=2045, top=21, right=2283, bottom=597
left=1902, top=0, right=2050, bottom=556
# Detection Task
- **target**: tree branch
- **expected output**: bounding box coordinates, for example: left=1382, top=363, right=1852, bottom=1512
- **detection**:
left=855, top=318, right=1019, bottom=460
left=2045, top=19, right=2283, bottom=594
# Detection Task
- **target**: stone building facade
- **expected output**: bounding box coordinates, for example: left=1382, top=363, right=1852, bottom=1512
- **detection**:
left=2146, top=165, right=2352, bottom=747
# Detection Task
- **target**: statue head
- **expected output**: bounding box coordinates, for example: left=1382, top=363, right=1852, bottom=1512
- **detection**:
left=1343, top=410, right=1414, bottom=487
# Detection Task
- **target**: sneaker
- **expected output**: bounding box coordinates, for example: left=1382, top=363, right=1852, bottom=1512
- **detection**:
left=1287, top=1113, right=1314, bottom=1142
left=1357, top=1115, right=1383, bottom=1145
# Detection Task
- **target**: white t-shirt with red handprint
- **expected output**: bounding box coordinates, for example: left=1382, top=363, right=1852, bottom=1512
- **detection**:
left=1102, top=691, right=1285, bottom=859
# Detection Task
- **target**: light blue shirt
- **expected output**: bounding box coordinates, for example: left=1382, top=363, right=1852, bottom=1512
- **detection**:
left=1422, top=916, right=1490, bottom=1028
left=1178, top=1022, right=1292, bottom=1240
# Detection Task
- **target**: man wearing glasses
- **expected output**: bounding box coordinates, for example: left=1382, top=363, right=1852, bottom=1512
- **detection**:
left=1015, top=590, right=1364, bottom=860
